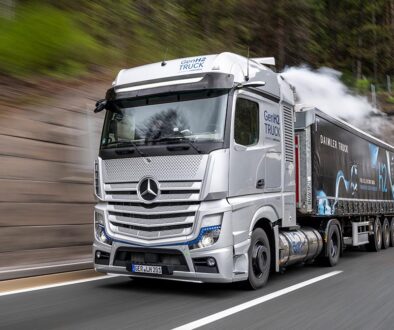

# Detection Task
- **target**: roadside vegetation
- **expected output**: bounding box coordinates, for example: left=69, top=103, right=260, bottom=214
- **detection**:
left=0, top=1, right=392, bottom=104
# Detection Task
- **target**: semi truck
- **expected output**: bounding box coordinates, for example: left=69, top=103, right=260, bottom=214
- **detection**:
left=93, top=52, right=394, bottom=289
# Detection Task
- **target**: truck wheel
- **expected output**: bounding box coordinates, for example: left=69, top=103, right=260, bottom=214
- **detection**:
left=246, top=228, right=271, bottom=290
left=390, top=218, right=394, bottom=247
left=382, top=218, right=390, bottom=249
left=322, top=224, right=341, bottom=267
left=367, top=218, right=382, bottom=252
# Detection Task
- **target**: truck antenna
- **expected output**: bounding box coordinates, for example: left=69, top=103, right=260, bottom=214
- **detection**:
left=245, top=47, right=250, bottom=81
left=161, top=48, right=168, bottom=67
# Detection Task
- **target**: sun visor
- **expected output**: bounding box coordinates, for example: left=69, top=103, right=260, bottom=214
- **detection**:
left=106, top=72, right=234, bottom=101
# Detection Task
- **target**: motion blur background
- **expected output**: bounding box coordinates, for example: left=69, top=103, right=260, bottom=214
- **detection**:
left=0, top=0, right=393, bottom=279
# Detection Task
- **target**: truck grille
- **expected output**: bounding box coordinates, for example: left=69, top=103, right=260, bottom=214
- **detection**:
left=104, top=181, right=201, bottom=240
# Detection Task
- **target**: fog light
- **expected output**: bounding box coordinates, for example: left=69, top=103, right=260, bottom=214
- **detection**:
left=96, top=251, right=101, bottom=259
left=207, top=257, right=216, bottom=267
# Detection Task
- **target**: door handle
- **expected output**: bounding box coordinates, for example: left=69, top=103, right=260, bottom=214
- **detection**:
left=256, top=179, right=265, bottom=189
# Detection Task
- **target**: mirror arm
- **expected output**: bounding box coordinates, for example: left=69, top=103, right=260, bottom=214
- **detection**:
left=235, top=81, right=266, bottom=90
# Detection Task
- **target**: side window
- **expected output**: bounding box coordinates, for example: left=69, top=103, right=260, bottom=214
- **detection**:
left=234, top=98, right=259, bottom=146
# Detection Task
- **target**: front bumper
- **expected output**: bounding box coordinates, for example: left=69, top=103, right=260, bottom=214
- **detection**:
left=93, top=242, right=239, bottom=283
left=93, top=199, right=250, bottom=283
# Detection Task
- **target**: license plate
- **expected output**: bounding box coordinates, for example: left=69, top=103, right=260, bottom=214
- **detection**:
left=131, top=264, right=162, bottom=275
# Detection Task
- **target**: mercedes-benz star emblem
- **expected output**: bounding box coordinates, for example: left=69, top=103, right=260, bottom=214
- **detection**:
left=138, top=177, right=159, bottom=202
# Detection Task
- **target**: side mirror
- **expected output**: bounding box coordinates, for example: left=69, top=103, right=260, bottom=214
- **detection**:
left=235, top=81, right=266, bottom=89
left=94, top=99, right=107, bottom=113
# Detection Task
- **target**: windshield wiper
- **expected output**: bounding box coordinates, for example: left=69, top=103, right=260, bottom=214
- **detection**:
left=104, top=141, right=147, bottom=157
left=149, top=136, right=201, bottom=154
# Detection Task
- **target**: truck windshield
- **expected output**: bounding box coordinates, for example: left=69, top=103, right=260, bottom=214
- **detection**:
left=100, top=90, right=228, bottom=148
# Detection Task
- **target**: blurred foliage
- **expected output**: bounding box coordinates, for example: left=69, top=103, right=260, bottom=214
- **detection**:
left=387, top=96, right=394, bottom=104
left=0, top=0, right=393, bottom=86
left=355, top=78, right=371, bottom=93
left=0, top=3, right=104, bottom=77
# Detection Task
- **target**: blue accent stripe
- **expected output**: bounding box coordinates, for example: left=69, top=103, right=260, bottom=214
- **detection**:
left=100, top=225, right=221, bottom=248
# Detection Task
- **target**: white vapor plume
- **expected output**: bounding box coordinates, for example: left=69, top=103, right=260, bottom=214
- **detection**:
left=282, top=66, right=376, bottom=120
left=282, top=66, right=394, bottom=145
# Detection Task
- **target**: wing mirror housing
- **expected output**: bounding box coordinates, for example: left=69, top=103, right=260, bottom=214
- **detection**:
left=94, top=99, right=107, bottom=113
left=94, top=99, right=124, bottom=120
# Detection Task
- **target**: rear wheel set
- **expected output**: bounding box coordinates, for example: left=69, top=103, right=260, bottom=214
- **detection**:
left=390, top=218, right=394, bottom=247
left=382, top=218, right=390, bottom=250
left=367, top=218, right=382, bottom=252
left=320, top=223, right=341, bottom=267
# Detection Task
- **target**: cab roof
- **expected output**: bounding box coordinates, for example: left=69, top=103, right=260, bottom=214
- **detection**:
left=111, top=52, right=294, bottom=106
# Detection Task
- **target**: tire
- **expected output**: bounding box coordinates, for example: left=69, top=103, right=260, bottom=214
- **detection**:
left=382, top=218, right=390, bottom=249
left=390, top=218, right=394, bottom=247
left=245, top=228, right=271, bottom=290
left=321, top=224, right=341, bottom=267
left=367, top=218, right=382, bottom=252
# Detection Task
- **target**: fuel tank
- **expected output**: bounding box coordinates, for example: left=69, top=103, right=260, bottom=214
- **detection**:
left=279, top=228, right=323, bottom=267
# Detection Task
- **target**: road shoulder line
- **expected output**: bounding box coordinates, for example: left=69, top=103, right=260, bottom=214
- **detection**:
left=0, top=273, right=119, bottom=297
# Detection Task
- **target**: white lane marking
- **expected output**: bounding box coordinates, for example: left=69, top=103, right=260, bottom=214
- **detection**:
left=0, top=274, right=120, bottom=297
left=173, top=271, right=343, bottom=330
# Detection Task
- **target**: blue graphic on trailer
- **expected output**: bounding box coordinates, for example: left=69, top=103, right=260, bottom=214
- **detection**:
left=386, top=151, right=394, bottom=199
left=317, top=190, right=332, bottom=215
left=369, top=143, right=379, bottom=168
left=317, top=165, right=358, bottom=215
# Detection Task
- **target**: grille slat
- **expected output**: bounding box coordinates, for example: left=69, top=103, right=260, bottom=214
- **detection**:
left=108, top=215, right=194, bottom=227
left=110, top=221, right=193, bottom=232
left=105, top=193, right=200, bottom=203
left=108, top=202, right=199, bottom=214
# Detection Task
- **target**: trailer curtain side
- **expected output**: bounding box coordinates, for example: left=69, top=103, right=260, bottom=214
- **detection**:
left=296, top=110, right=394, bottom=217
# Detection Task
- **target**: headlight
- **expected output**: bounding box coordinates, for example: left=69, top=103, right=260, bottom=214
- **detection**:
left=189, top=214, right=222, bottom=250
left=95, top=212, right=112, bottom=245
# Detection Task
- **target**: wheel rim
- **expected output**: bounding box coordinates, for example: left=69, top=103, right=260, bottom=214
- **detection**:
left=391, top=221, right=394, bottom=244
left=376, top=222, right=382, bottom=247
left=383, top=221, right=390, bottom=246
left=252, top=241, right=269, bottom=278
left=330, top=231, right=339, bottom=258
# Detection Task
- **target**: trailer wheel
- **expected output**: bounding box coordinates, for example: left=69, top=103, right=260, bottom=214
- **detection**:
left=322, top=224, right=341, bottom=267
left=390, top=218, right=394, bottom=247
left=246, top=228, right=271, bottom=290
left=367, top=218, right=382, bottom=252
left=382, top=218, right=390, bottom=249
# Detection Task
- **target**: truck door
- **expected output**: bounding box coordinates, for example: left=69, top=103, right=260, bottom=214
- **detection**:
left=229, top=91, right=282, bottom=197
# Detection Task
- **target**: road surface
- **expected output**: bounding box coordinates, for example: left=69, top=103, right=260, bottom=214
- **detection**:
left=1, top=247, right=393, bottom=330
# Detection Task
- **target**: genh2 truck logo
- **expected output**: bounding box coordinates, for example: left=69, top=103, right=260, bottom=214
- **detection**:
left=179, top=57, right=207, bottom=72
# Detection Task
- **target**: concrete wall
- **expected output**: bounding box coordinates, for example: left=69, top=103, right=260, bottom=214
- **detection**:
left=0, top=82, right=106, bottom=273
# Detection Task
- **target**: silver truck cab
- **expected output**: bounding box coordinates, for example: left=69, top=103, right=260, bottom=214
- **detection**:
left=93, top=52, right=302, bottom=288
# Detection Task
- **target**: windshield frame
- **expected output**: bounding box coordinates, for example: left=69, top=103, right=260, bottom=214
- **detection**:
left=99, top=89, right=233, bottom=159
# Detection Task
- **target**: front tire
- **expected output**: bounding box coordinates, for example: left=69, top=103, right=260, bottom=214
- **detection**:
left=246, top=228, right=271, bottom=290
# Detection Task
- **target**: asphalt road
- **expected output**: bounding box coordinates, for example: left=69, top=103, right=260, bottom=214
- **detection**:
left=1, top=247, right=394, bottom=330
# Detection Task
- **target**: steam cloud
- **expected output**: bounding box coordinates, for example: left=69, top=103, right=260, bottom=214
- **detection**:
left=282, top=66, right=394, bottom=145
left=282, top=66, right=376, bottom=120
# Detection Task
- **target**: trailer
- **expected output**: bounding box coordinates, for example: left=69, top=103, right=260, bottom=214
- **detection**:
left=295, top=108, right=394, bottom=258
left=92, top=52, right=394, bottom=289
